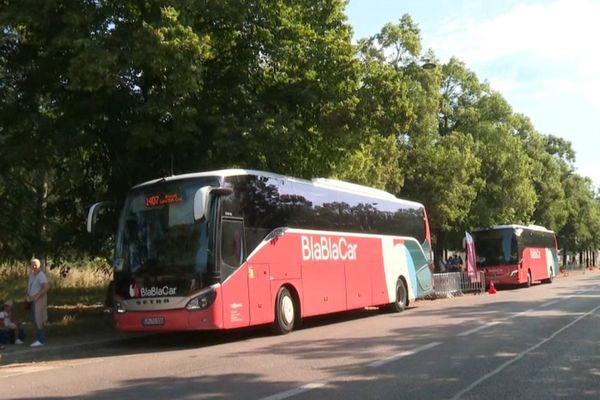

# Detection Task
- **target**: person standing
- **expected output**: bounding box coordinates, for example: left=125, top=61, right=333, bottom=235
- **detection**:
left=26, top=258, right=48, bottom=347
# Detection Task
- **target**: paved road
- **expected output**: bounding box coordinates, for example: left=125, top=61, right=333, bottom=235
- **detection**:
left=2, top=273, right=599, bottom=399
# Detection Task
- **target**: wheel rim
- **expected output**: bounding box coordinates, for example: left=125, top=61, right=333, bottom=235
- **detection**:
left=281, top=295, right=294, bottom=325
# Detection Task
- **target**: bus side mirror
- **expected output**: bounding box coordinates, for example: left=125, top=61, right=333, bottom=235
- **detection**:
left=87, top=201, right=112, bottom=233
left=194, top=186, right=234, bottom=221
left=194, top=187, right=211, bottom=221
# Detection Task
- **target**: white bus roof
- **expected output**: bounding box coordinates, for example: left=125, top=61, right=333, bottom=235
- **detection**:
left=473, top=224, right=555, bottom=234
left=133, top=168, right=423, bottom=207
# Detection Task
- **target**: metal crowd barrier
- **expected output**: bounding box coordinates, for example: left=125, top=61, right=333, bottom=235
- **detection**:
left=432, top=271, right=486, bottom=298
left=561, top=263, right=595, bottom=275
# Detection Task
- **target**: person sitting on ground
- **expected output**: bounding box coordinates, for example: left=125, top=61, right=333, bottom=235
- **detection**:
left=0, top=300, right=24, bottom=345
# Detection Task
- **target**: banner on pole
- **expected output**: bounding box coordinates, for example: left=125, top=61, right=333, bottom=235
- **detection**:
left=465, top=231, right=478, bottom=282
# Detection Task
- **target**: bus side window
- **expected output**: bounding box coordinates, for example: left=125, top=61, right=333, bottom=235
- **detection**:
left=220, top=218, right=245, bottom=281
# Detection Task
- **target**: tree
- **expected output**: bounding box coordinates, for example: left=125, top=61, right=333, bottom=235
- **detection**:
left=348, top=14, right=440, bottom=192
left=403, top=132, right=481, bottom=258
left=438, top=58, right=483, bottom=137
left=512, top=114, right=567, bottom=232
left=193, top=0, right=359, bottom=178
left=0, top=0, right=361, bottom=259
left=558, top=174, right=600, bottom=262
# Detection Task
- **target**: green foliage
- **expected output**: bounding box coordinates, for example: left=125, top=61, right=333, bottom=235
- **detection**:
left=469, top=121, right=536, bottom=226
left=192, top=0, right=360, bottom=178
left=1, top=3, right=599, bottom=264
left=331, top=135, right=404, bottom=192
left=0, top=0, right=361, bottom=259
left=0, top=260, right=109, bottom=338
left=0, top=258, right=110, bottom=303
left=558, top=175, right=600, bottom=251
left=405, top=132, right=481, bottom=231
left=438, top=57, right=484, bottom=137
left=513, top=114, right=567, bottom=231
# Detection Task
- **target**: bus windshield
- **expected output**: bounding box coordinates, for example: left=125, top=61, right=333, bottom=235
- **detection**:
left=114, top=177, right=219, bottom=277
left=473, top=228, right=519, bottom=267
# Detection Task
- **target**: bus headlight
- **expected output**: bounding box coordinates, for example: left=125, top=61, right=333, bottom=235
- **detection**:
left=186, top=288, right=217, bottom=311
left=510, top=270, right=518, bottom=277
left=115, top=302, right=126, bottom=314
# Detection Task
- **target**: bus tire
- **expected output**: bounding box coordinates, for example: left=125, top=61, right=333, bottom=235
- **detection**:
left=274, top=287, right=295, bottom=334
left=389, top=278, right=408, bottom=313
left=526, top=271, right=532, bottom=287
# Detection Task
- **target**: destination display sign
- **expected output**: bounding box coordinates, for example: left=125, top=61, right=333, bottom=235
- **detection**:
left=145, top=193, right=183, bottom=208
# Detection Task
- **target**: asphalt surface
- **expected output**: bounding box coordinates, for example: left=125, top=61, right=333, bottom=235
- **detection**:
left=0, top=268, right=597, bottom=400
left=0, top=268, right=592, bottom=368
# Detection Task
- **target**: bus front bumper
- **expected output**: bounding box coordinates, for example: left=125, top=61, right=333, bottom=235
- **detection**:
left=114, top=308, right=221, bottom=332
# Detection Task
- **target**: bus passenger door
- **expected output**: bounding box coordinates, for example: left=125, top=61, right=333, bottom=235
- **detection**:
left=248, top=263, right=272, bottom=325
left=219, top=218, right=250, bottom=328
left=405, top=241, right=433, bottom=297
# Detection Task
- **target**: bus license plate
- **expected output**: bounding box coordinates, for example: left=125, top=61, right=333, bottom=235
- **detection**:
left=142, top=317, right=165, bottom=326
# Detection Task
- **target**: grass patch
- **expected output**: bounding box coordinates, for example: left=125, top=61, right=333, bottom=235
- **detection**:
left=0, top=260, right=113, bottom=339
left=44, top=304, right=114, bottom=338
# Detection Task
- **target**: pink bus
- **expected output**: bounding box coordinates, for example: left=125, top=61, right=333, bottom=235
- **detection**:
left=471, top=225, right=559, bottom=287
left=88, top=169, right=434, bottom=334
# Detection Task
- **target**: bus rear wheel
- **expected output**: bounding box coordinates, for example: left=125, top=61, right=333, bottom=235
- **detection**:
left=389, top=278, right=408, bottom=313
left=542, top=268, right=554, bottom=284
left=274, top=287, right=295, bottom=334
left=542, top=268, right=554, bottom=283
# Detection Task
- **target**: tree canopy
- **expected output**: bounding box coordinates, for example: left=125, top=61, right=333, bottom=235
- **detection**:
left=1, top=3, right=598, bottom=262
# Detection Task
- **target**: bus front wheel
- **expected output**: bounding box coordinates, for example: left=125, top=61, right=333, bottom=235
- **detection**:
left=389, top=278, right=408, bottom=312
left=274, top=287, right=295, bottom=334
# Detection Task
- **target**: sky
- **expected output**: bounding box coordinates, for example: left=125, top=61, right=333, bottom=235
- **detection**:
left=346, top=0, right=600, bottom=189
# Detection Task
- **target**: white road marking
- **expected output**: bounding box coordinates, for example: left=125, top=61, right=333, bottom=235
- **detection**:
left=260, top=382, right=326, bottom=400
left=368, top=341, right=441, bottom=368
left=540, top=300, right=559, bottom=308
left=261, top=341, right=441, bottom=399
left=450, top=304, right=600, bottom=400
left=457, top=322, right=500, bottom=337
left=512, top=308, right=535, bottom=318
left=458, top=307, right=538, bottom=337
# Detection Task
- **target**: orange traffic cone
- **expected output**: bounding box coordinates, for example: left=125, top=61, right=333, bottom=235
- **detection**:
left=488, top=281, right=497, bottom=294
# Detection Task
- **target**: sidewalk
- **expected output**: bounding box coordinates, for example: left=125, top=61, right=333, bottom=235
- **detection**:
left=0, top=308, right=158, bottom=366
left=0, top=327, right=143, bottom=366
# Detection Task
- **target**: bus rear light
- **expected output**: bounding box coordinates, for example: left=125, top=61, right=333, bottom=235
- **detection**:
left=186, top=288, right=217, bottom=310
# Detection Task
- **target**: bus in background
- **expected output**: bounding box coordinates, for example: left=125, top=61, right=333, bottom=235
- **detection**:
left=88, top=169, right=434, bottom=334
left=471, top=224, right=558, bottom=287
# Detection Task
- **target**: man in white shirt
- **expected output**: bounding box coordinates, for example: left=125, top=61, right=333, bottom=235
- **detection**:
left=26, top=258, right=49, bottom=347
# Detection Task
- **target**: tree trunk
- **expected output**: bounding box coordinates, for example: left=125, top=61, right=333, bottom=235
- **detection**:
left=35, top=170, right=49, bottom=263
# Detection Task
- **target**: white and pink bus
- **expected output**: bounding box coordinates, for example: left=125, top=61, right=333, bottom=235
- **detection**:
left=471, top=225, right=559, bottom=287
left=88, top=169, right=434, bottom=334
